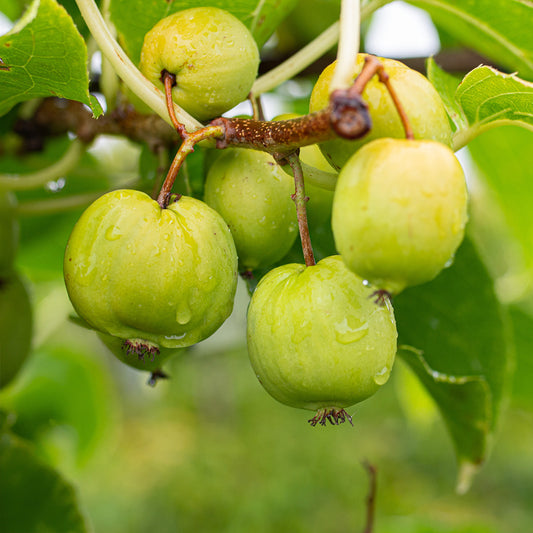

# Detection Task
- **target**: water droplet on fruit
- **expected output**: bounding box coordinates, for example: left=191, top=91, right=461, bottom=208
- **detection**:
left=334, top=318, right=368, bottom=344
left=105, top=226, right=122, bottom=241
left=373, top=366, right=391, bottom=385
left=176, top=301, right=192, bottom=325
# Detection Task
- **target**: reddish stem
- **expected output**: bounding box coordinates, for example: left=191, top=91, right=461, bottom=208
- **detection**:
left=287, top=152, right=315, bottom=267
left=156, top=125, right=224, bottom=208
left=162, top=70, right=189, bottom=139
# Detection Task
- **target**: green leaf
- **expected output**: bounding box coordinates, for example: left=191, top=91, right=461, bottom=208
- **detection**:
left=109, top=0, right=298, bottom=64
left=427, top=60, right=533, bottom=149
left=507, top=305, right=533, bottom=409
left=0, top=0, right=102, bottom=116
left=394, top=238, right=513, bottom=491
left=426, top=58, right=463, bottom=130
left=408, top=0, right=533, bottom=80
left=0, top=431, right=90, bottom=533
left=467, top=125, right=533, bottom=276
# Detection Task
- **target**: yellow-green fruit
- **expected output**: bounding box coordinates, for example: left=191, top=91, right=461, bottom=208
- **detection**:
left=204, top=149, right=298, bottom=270
left=247, top=255, right=397, bottom=421
left=97, top=332, right=182, bottom=373
left=0, top=273, right=32, bottom=388
left=0, top=192, right=19, bottom=277
left=309, top=54, right=452, bottom=170
left=139, top=7, right=259, bottom=121
left=332, top=138, right=468, bottom=294
left=64, top=190, right=238, bottom=349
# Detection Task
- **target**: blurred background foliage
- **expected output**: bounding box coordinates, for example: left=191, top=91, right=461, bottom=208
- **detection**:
left=1, top=0, right=533, bottom=531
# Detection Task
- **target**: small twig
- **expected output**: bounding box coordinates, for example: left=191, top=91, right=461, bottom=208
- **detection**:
left=286, top=152, right=315, bottom=267
left=156, top=125, right=224, bottom=208
left=362, top=461, right=377, bottom=533
left=249, top=93, right=265, bottom=121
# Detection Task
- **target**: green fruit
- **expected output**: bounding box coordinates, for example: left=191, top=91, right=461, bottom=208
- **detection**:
left=139, top=7, right=260, bottom=121
left=332, top=138, right=468, bottom=294
left=247, top=255, right=397, bottom=424
left=0, top=273, right=32, bottom=389
left=204, top=148, right=298, bottom=271
left=309, top=54, right=452, bottom=170
left=97, top=332, right=182, bottom=374
left=0, top=191, right=19, bottom=277
left=273, top=113, right=336, bottom=228
left=64, top=190, right=238, bottom=350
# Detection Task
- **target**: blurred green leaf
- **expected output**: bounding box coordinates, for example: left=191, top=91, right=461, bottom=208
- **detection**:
left=109, top=0, right=298, bottom=64
left=507, top=304, right=533, bottom=409
left=0, top=0, right=102, bottom=116
left=0, top=340, right=116, bottom=465
left=394, top=238, right=513, bottom=490
left=408, top=0, right=533, bottom=80
left=0, top=431, right=89, bottom=533
left=467, top=126, right=533, bottom=275
left=0, top=0, right=21, bottom=20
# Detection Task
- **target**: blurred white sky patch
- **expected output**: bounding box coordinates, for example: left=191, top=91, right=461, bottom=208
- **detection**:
left=0, top=12, right=13, bottom=34
left=365, top=1, right=440, bottom=58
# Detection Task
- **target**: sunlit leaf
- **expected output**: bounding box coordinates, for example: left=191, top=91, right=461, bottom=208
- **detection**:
left=408, top=0, right=533, bottom=80
left=0, top=0, right=102, bottom=116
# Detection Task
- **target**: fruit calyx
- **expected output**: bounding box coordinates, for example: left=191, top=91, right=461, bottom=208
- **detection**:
left=308, top=407, right=354, bottom=427
left=123, top=338, right=160, bottom=362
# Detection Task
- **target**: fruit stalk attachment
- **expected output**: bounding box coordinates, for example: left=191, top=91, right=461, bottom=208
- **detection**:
left=156, top=125, right=224, bottom=208
left=162, top=70, right=188, bottom=139
left=286, top=152, right=315, bottom=267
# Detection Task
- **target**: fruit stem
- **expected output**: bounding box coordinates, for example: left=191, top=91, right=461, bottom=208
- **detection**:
left=287, top=152, right=315, bottom=267
left=162, top=70, right=189, bottom=139
left=157, top=125, right=224, bottom=208
left=248, top=92, right=265, bottom=121
left=362, top=461, right=377, bottom=533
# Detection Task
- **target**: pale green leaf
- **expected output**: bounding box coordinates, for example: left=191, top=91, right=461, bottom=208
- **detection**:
left=109, top=0, right=298, bottom=64
left=0, top=0, right=102, bottom=116
left=468, top=125, right=533, bottom=275
left=394, top=238, right=513, bottom=489
left=408, top=0, right=533, bottom=80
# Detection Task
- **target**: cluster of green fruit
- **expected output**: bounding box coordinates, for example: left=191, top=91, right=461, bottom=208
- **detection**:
left=0, top=192, right=32, bottom=390
left=64, top=7, right=468, bottom=424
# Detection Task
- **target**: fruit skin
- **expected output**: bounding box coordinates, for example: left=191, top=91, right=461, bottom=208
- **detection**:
left=204, top=148, right=298, bottom=270
left=332, top=138, right=468, bottom=294
left=247, top=255, right=397, bottom=412
left=0, top=191, right=19, bottom=277
left=309, top=54, right=452, bottom=170
left=139, top=7, right=259, bottom=121
left=64, top=189, right=238, bottom=349
left=0, top=273, right=32, bottom=388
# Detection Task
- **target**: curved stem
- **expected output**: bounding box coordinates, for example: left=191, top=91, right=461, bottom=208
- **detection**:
left=330, top=0, right=360, bottom=92
left=253, top=23, right=339, bottom=95
left=74, top=0, right=202, bottom=131
left=251, top=0, right=389, bottom=95
left=287, top=153, right=315, bottom=267
left=0, top=140, right=85, bottom=191
left=157, top=125, right=224, bottom=208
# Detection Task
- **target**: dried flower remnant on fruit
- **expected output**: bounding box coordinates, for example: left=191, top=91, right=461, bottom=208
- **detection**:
left=123, top=339, right=159, bottom=362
